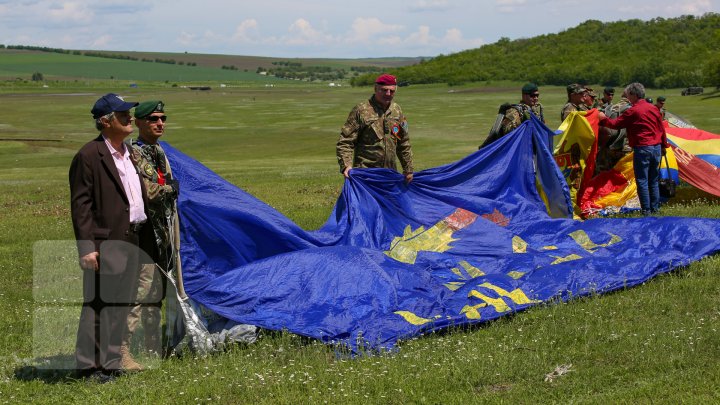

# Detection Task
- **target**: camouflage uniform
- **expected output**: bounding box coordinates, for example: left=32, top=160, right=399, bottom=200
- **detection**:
left=337, top=96, right=413, bottom=174
left=606, top=97, right=633, bottom=152
left=500, top=102, right=545, bottom=135
left=596, top=98, right=612, bottom=113
left=609, top=97, right=632, bottom=116
left=126, top=139, right=177, bottom=355
left=595, top=97, right=634, bottom=173
left=560, top=102, right=588, bottom=122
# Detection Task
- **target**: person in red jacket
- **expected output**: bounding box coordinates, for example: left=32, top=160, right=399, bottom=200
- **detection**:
left=598, top=83, right=669, bottom=214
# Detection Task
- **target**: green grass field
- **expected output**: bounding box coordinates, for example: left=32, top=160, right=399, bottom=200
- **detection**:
left=0, top=49, right=421, bottom=85
left=1, top=79, right=720, bottom=404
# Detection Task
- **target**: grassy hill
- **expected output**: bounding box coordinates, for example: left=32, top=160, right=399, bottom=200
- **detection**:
left=352, top=13, right=720, bottom=88
left=0, top=47, right=421, bottom=84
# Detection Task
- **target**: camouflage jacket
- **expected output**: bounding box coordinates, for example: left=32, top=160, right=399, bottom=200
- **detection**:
left=129, top=138, right=177, bottom=253
left=609, top=98, right=632, bottom=117
left=500, top=102, right=545, bottom=135
left=336, top=96, right=413, bottom=173
left=596, top=98, right=612, bottom=112
left=560, top=102, right=588, bottom=122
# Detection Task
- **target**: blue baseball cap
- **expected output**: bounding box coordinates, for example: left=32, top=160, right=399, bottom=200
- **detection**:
left=91, top=93, right=139, bottom=118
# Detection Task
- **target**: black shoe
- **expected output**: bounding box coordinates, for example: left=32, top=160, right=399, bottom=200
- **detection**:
left=105, top=369, right=129, bottom=378
left=74, top=368, right=96, bottom=379
left=88, top=370, right=116, bottom=384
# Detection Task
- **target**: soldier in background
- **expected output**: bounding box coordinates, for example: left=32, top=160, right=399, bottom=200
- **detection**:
left=607, top=90, right=633, bottom=153
left=337, top=73, right=414, bottom=182
left=585, top=87, right=598, bottom=108
left=480, top=82, right=545, bottom=149
left=655, top=96, right=667, bottom=119
left=560, top=84, right=589, bottom=122
left=597, top=87, right=614, bottom=112
left=121, top=100, right=179, bottom=370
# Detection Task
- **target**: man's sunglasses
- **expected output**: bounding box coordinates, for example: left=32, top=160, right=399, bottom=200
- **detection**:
left=145, top=115, right=168, bottom=122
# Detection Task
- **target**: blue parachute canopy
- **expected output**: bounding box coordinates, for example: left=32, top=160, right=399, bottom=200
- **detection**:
left=165, top=116, right=720, bottom=352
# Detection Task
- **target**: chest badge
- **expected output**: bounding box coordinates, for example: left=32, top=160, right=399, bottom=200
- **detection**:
left=391, top=124, right=401, bottom=139
left=143, top=163, right=155, bottom=176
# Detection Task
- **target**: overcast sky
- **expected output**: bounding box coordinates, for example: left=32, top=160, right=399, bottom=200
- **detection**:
left=0, top=0, right=716, bottom=58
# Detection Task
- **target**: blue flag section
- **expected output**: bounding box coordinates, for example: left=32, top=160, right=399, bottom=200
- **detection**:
left=165, top=117, right=720, bottom=352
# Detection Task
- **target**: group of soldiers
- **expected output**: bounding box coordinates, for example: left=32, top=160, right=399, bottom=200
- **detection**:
left=477, top=82, right=668, bottom=173
left=335, top=74, right=667, bottom=216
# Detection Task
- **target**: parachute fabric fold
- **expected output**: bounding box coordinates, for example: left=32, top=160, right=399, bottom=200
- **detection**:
left=164, top=119, right=720, bottom=352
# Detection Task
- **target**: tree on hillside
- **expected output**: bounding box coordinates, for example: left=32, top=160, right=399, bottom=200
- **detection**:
left=31, top=72, right=43, bottom=81
left=352, top=13, right=720, bottom=88
left=703, top=56, right=720, bottom=88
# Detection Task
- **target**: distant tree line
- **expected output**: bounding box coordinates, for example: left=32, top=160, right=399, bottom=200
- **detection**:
left=256, top=63, right=384, bottom=82
left=3, top=45, right=198, bottom=67
left=351, top=14, right=720, bottom=88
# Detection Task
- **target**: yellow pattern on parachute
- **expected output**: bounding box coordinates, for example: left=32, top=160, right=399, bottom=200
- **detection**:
left=385, top=208, right=479, bottom=264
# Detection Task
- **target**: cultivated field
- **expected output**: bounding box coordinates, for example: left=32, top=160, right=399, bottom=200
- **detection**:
left=1, top=80, right=720, bottom=404
left=0, top=48, right=421, bottom=84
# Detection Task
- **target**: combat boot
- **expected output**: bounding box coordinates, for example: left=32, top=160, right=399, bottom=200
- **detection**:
left=120, top=345, right=144, bottom=372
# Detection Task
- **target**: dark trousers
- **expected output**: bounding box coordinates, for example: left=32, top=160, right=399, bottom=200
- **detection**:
left=75, top=241, right=141, bottom=372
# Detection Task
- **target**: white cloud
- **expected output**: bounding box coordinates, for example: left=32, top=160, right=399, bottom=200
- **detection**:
left=662, top=0, right=713, bottom=14
left=231, top=19, right=260, bottom=43
left=406, top=25, right=433, bottom=45
left=409, top=0, right=451, bottom=12
left=176, top=31, right=200, bottom=47
left=443, top=28, right=484, bottom=49
left=47, top=2, right=94, bottom=23
left=91, top=34, right=112, bottom=48
left=496, top=0, right=527, bottom=13
left=285, top=18, right=332, bottom=45
left=618, top=0, right=713, bottom=14
left=347, top=17, right=404, bottom=43
left=365, top=25, right=485, bottom=55
left=0, top=0, right=716, bottom=58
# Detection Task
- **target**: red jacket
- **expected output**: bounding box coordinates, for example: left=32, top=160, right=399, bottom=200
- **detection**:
left=600, top=99, right=668, bottom=148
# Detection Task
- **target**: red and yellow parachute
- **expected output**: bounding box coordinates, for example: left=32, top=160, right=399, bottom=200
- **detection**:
left=553, top=109, right=720, bottom=218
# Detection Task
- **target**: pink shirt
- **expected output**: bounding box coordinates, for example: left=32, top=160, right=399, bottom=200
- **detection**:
left=600, top=99, right=668, bottom=148
left=103, top=135, right=147, bottom=224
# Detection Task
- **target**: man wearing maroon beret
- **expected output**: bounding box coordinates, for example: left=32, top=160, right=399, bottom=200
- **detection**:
left=336, top=73, right=414, bottom=182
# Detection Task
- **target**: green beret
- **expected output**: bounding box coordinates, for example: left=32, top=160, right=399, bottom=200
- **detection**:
left=604, top=86, right=615, bottom=95
left=521, top=82, right=538, bottom=94
left=657, top=96, right=666, bottom=102
left=134, top=100, right=164, bottom=119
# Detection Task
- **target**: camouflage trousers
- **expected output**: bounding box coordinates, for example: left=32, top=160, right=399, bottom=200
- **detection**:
left=124, top=263, right=167, bottom=355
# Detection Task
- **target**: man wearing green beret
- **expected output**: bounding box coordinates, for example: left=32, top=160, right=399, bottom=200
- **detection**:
left=121, top=100, right=179, bottom=370
left=560, top=84, right=589, bottom=122
left=480, top=83, right=545, bottom=148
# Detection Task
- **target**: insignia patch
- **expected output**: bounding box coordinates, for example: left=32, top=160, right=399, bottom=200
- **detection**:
left=144, top=163, right=154, bottom=176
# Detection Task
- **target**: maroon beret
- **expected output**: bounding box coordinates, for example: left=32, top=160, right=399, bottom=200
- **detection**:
left=375, top=74, right=397, bottom=86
